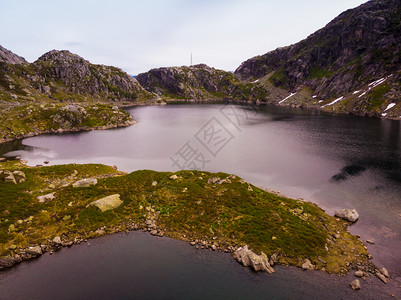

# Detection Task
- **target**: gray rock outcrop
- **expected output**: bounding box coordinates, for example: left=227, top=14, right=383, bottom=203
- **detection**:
left=73, top=178, right=98, bottom=188
left=0, top=45, right=27, bottom=64
left=232, top=245, right=274, bottom=274
left=88, top=194, right=123, bottom=212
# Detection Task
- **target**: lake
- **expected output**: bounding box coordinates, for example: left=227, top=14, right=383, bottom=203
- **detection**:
left=1, top=104, right=400, bottom=298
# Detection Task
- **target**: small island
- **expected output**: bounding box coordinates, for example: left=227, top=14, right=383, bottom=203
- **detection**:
left=0, top=160, right=381, bottom=278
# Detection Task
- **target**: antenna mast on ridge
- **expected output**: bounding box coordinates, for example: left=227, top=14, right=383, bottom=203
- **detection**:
left=190, top=52, right=193, bottom=66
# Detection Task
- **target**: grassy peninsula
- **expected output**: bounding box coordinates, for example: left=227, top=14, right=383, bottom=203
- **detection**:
left=0, top=161, right=372, bottom=274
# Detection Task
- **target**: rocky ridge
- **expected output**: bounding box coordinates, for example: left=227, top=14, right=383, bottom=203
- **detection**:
left=136, top=64, right=267, bottom=102
left=234, top=0, right=401, bottom=119
left=0, top=48, right=156, bottom=105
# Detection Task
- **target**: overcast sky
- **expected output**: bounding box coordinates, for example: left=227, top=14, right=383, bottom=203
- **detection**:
left=1, top=0, right=367, bottom=75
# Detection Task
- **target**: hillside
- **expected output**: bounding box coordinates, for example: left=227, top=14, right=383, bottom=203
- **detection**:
left=136, top=64, right=267, bottom=102
left=0, top=47, right=156, bottom=105
left=235, top=0, right=401, bottom=118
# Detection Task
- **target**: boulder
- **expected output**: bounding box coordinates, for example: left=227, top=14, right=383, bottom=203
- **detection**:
left=37, top=192, right=56, bottom=203
left=53, top=236, right=62, bottom=244
left=301, top=259, right=315, bottom=270
left=169, top=175, right=178, bottom=180
left=25, top=246, right=42, bottom=256
left=89, top=194, right=123, bottom=212
left=0, top=256, right=16, bottom=269
left=350, top=279, right=361, bottom=290
left=378, top=266, right=389, bottom=278
left=13, top=171, right=26, bottom=183
left=334, top=208, right=359, bottom=222
left=151, top=181, right=158, bottom=187
left=207, top=177, right=221, bottom=184
left=354, top=270, right=364, bottom=277
left=376, top=272, right=388, bottom=284
left=72, top=178, right=98, bottom=188
left=3, top=171, right=16, bottom=184
left=232, top=245, right=274, bottom=274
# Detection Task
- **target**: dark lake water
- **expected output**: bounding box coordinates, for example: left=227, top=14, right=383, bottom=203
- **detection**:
left=1, top=104, right=400, bottom=298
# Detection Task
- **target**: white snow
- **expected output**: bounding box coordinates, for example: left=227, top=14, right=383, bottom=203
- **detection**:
left=279, top=92, right=297, bottom=104
left=353, top=90, right=360, bottom=95
left=358, top=91, right=367, bottom=98
left=381, top=113, right=387, bottom=117
left=384, top=103, right=396, bottom=111
left=312, top=95, right=317, bottom=98
left=368, top=77, right=386, bottom=88
left=318, top=100, right=323, bottom=103
left=252, top=79, right=259, bottom=83
left=321, top=96, right=344, bottom=108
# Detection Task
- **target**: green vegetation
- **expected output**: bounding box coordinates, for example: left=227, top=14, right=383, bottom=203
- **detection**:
left=0, top=103, right=133, bottom=142
left=0, top=162, right=369, bottom=274
left=366, top=84, right=391, bottom=110
left=268, top=69, right=287, bottom=88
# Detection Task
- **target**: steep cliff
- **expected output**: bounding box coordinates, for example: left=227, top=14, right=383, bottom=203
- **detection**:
left=235, top=0, right=401, bottom=118
left=137, top=64, right=267, bottom=102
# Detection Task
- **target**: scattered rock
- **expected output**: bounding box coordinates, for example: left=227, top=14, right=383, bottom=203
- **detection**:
left=0, top=256, right=16, bottom=269
left=63, top=215, right=71, bottom=221
left=12, top=171, right=26, bottom=183
left=37, top=192, right=56, bottom=203
left=88, top=194, right=122, bottom=212
left=376, top=272, right=388, bottom=284
left=53, top=236, right=62, bottom=244
left=301, top=259, right=315, bottom=270
left=207, top=177, right=221, bottom=184
left=151, top=181, right=158, bottom=187
left=8, top=224, right=15, bottom=232
left=354, top=270, right=364, bottom=277
left=44, top=161, right=49, bottom=164
left=2, top=171, right=16, bottom=184
left=26, top=246, right=42, bottom=256
left=150, top=230, right=158, bottom=235
left=350, top=279, right=361, bottom=290
left=232, top=245, right=274, bottom=274
left=9, top=245, right=17, bottom=250
left=169, top=175, right=178, bottom=180
left=366, top=239, right=375, bottom=244
left=334, top=208, right=359, bottom=222
left=378, top=267, right=389, bottom=278
left=0, top=158, right=5, bottom=162
left=72, top=178, right=98, bottom=188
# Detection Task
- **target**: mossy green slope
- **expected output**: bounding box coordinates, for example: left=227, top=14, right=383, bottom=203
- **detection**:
left=0, top=162, right=369, bottom=274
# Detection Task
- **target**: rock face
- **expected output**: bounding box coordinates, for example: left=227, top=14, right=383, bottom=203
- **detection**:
left=72, top=178, right=98, bottom=188
left=232, top=245, right=274, bottom=274
left=334, top=209, right=359, bottom=222
left=0, top=45, right=27, bottom=64
left=137, top=64, right=267, bottom=101
left=89, top=194, right=123, bottom=212
left=234, top=0, right=401, bottom=118
left=0, top=48, right=156, bottom=104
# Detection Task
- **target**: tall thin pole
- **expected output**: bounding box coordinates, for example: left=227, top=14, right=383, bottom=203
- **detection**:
left=190, top=52, right=193, bottom=66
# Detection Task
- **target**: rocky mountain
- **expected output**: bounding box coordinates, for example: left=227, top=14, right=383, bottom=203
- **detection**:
left=136, top=64, right=267, bottom=102
left=0, top=48, right=156, bottom=105
left=235, top=0, right=401, bottom=118
left=0, top=45, right=27, bottom=65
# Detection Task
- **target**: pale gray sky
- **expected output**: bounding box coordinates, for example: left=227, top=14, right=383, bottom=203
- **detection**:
left=0, top=0, right=367, bottom=75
